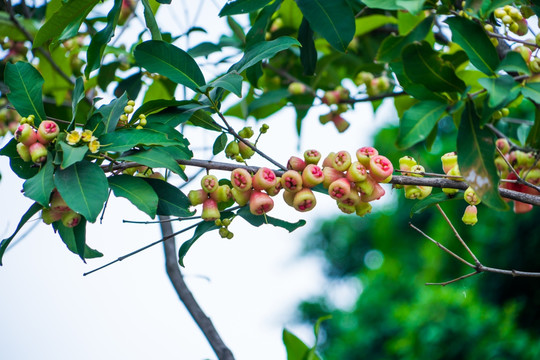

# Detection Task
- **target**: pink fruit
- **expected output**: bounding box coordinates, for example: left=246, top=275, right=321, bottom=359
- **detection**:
left=356, top=147, right=378, bottom=167
left=356, top=174, right=377, bottom=196
left=281, top=170, right=303, bottom=193
left=328, top=178, right=351, bottom=200
left=37, top=120, right=60, bottom=144
left=42, top=208, right=63, bottom=224
left=346, top=161, right=367, bottom=183
left=16, top=142, right=31, bottom=162
left=322, top=167, right=344, bottom=188
left=304, top=149, right=321, bottom=165
left=50, top=190, right=70, bottom=213
left=287, top=156, right=306, bottom=172
left=188, top=189, right=207, bottom=206
left=29, top=142, right=47, bottom=164
left=322, top=152, right=336, bottom=168
left=266, top=178, right=283, bottom=196
left=495, top=138, right=510, bottom=155
left=252, top=167, right=277, bottom=191
left=360, top=182, right=385, bottom=202
left=301, top=164, right=324, bottom=187
left=514, top=201, right=533, bottom=213
left=369, top=155, right=393, bottom=182
left=62, top=210, right=81, bottom=228
left=288, top=82, right=307, bottom=95
left=322, top=90, right=340, bottom=105
left=201, top=174, right=219, bottom=193
left=15, top=123, right=37, bottom=146
left=232, top=188, right=251, bottom=207
left=202, top=198, right=220, bottom=221
left=462, top=205, right=478, bottom=226
left=292, top=188, right=317, bottom=212
left=249, top=191, right=274, bottom=215
left=331, top=114, right=350, bottom=133
left=231, top=168, right=252, bottom=192
left=332, top=151, right=352, bottom=172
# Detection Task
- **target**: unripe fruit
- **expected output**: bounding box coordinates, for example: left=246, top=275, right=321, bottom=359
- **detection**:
left=201, top=174, right=219, bottom=193
left=252, top=167, right=277, bottom=191
left=447, top=165, right=462, bottom=178
left=441, top=152, right=458, bottom=174
left=301, top=164, right=324, bottom=187
left=222, top=218, right=231, bottom=227
left=356, top=174, right=377, bottom=196
left=346, top=161, right=367, bottom=183
left=404, top=185, right=422, bottom=199
left=399, top=156, right=417, bottom=172
left=231, top=168, right=252, bottom=192
left=514, top=46, right=532, bottom=63
left=417, top=186, right=432, bottom=199
left=281, top=170, right=303, bottom=192
left=462, top=205, right=478, bottom=226
left=332, top=150, right=352, bottom=172
left=354, top=71, right=374, bottom=86
left=266, top=178, right=283, bottom=196
left=249, top=191, right=274, bottom=215
left=328, top=178, right=351, bottom=200
left=188, top=189, right=207, bottom=206
left=464, top=186, right=481, bottom=205
left=360, top=182, right=385, bottom=202
left=495, top=138, right=510, bottom=155
left=238, top=140, right=255, bottom=159
left=287, top=156, right=307, bottom=172
left=322, top=152, right=336, bottom=168
left=516, top=19, right=528, bottom=36
left=337, top=201, right=355, bottom=214
left=331, top=114, right=350, bottom=133
left=219, top=227, right=229, bottom=238
left=202, top=199, right=220, bottom=221
left=29, top=142, right=48, bottom=164
left=322, top=167, right=344, bottom=188
left=16, top=142, right=31, bottom=162
left=283, top=189, right=295, bottom=207
left=124, top=105, right=134, bottom=114
left=410, top=164, right=425, bottom=177
left=340, top=189, right=360, bottom=207
left=502, top=14, right=513, bottom=24
left=62, top=210, right=81, bottom=228
left=355, top=201, right=372, bottom=217
left=319, top=113, right=332, bottom=125
left=494, top=8, right=506, bottom=18
left=494, top=156, right=510, bottom=178
left=536, top=33, right=540, bottom=48
left=514, top=150, right=535, bottom=169
left=322, top=90, right=340, bottom=105
left=148, top=172, right=165, bottom=180
left=509, top=22, right=519, bottom=34
left=225, top=141, right=239, bottom=159
left=288, top=82, right=307, bottom=95
left=523, top=168, right=540, bottom=185
left=231, top=188, right=251, bottom=206
left=210, top=185, right=232, bottom=203
left=356, top=147, right=378, bottom=167
left=304, top=149, right=321, bottom=165
left=238, top=126, right=254, bottom=139
left=15, top=123, right=38, bottom=146
left=37, top=120, right=59, bottom=145
left=369, top=155, right=394, bottom=182
left=42, top=208, right=63, bottom=224
left=530, top=58, right=540, bottom=73
left=443, top=187, right=459, bottom=196
left=293, top=188, right=317, bottom=212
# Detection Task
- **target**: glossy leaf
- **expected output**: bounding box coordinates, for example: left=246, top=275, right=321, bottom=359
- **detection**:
left=402, top=41, right=466, bottom=93
left=396, top=100, right=447, bottom=149
left=497, top=51, right=531, bottom=75
left=296, top=0, right=354, bottom=52
left=391, top=61, right=448, bottom=102
left=70, top=77, right=86, bottom=130
left=114, top=72, right=143, bottom=100
left=188, top=109, right=222, bottom=132
left=520, top=82, right=540, bottom=103
left=0, top=202, right=42, bottom=265
left=132, top=99, right=199, bottom=121
left=445, top=17, right=499, bottom=76
left=178, top=221, right=218, bottom=267
left=54, top=161, right=109, bottom=222
left=363, top=0, right=425, bottom=13
left=355, top=14, right=398, bottom=36
left=97, top=92, right=129, bottom=134
left=237, top=207, right=306, bottom=232
left=376, top=16, right=433, bottom=63
left=219, top=0, right=273, bottom=16
left=54, top=220, right=103, bottom=259
left=0, top=138, right=39, bottom=179
left=85, top=0, right=122, bottom=77
left=527, top=106, right=540, bottom=148
left=298, top=17, right=317, bottom=76
left=0, top=12, right=38, bottom=41
left=245, top=0, right=282, bottom=46
left=457, top=101, right=508, bottom=210
left=283, top=329, right=321, bottom=360
left=22, top=156, right=55, bottom=206
left=478, top=75, right=519, bottom=109
left=99, top=127, right=187, bottom=153
left=141, top=0, right=162, bottom=40
left=118, top=147, right=187, bottom=180
left=143, top=178, right=194, bottom=217
left=134, top=40, right=206, bottom=92
left=108, top=175, right=159, bottom=218
left=230, top=37, right=300, bottom=74
left=4, top=62, right=47, bottom=125
left=199, top=71, right=243, bottom=97
left=410, top=192, right=464, bottom=217
left=59, top=141, right=88, bottom=169
left=33, top=0, right=99, bottom=47
left=213, top=133, right=228, bottom=155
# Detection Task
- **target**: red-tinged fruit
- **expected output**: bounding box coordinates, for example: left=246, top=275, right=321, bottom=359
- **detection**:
left=495, top=138, right=510, bottom=154
left=15, top=123, right=37, bottom=146
left=523, top=168, right=540, bottom=185
left=202, top=199, right=220, bottom=221
left=42, top=208, right=63, bottom=224
left=201, top=174, right=219, bottom=193
left=322, top=90, right=340, bottom=105
left=231, top=168, right=252, bottom=192
left=331, top=114, right=350, bottom=133
left=249, top=191, right=274, bottom=215
left=418, top=186, right=432, bottom=199
left=288, top=82, right=307, bottom=95
left=332, top=150, right=352, bottom=172
left=322, top=152, right=336, bottom=168
left=346, top=161, right=367, bottom=183
left=293, top=188, right=317, bottom=212
left=340, top=189, right=360, bottom=207
left=287, top=156, right=306, bottom=172
left=328, top=178, right=351, bottom=200
left=356, top=147, right=378, bottom=167
left=514, top=201, right=533, bottom=214
left=37, top=120, right=59, bottom=144
left=29, top=142, right=47, bottom=164
left=323, top=167, right=344, bottom=188
left=238, top=140, right=255, bottom=159
left=356, top=174, right=377, bottom=196
left=369, top=155, right=393, bottom=182
left=62, top=210, right=81, bottom=228
left=188, top=189, right=207, bottom=206
left=360, top=182, right=385, bottom=202
left=210, top=185, right=232, bottom=203
left=462, top=205, right=478, bottom=226
left=281, top=170, right=303, bottom=193
left=231, top=188, right=251, bottom=206
left=304, top=149, right=321, bottom=165
left=252, top=167, right=277, bottom=190
left=266, top=178, right=282, bottom=196
left=302, top=164, right=324, bottom=187
left=16, top=142, right=31, bottom=162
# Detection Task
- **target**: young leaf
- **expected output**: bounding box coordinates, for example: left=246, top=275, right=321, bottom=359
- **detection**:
left=58, top=141, right=89, bottom=169
left=54, top=221, right=103, bottom=259
left=355, top=14, right=398, bottom=37
left=237, top=207, right=306, bottom=232
left=4, top=62, right=47, bottom=125
left=396, top=100, right=447, bottom=149
left=199, top=71, right=243, bottom=97
left=219, top=0, right=273, bottom=16
left=143, top=178, right=194, bottom=217
left=457, top=101, right=508, bottom=210
left=213, top=133, right=228, bottom=155
left=22, top=155, right=55, bottom=206
left=108, top=175, right=159, bottom=218
left=296, top=0, right=355, bottom=52
left=118, top=147, right=187, bottom=180
left=134, top=40, right=206, bottom=92
left=230, top=37, right=300, bottom=74
left=54, top=161, right=109, bottom=222
left=0, top=202, right=42, bottom=266
left=445, top=17, right=500, bottom=76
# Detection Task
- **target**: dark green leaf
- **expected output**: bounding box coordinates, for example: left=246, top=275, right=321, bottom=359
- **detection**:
left=178, top=221, right=218, bottom=267
left=410, top=192, right=464, bottom=217
left=134, top=40, right=206, bottom=92
left=478, top=75, right=519, bottom=109
left=497, top=51, right=531, bottom=75
left=54, top=161, right=109, bottom=222
left=58, top=141, right=88, bottom=169
left=230, top=37, right=300, bottom=74
left=219, top=0, right=273, bottom=16
left=97, top=92, right=129, bottom=134
left=445, top=17, right=499, bottom=76
left=0, top=138, right=39, bottom=179
left=213, top=133, right=228, bottom=155
left=54, top=220, right=103, bottom=259
left=114, top=72, right=143, bottom=100
left=132, top=99, right=200, bottom=121
left=118, top=147, right=187, bottom=180
left=33, top=0, right=99, bottom=47
left=188, top=42, right=223, bottom=58
left=141, top=0, right=162, bottom=40
left=22, top=155, right=55, bottom=206
left=521, top=82, right=540, bottom=103
left=99, top=126, right=187, bottom=153
left=108, top=175, right=159, bottom=218
left=70, top=77, right=86, bottom=131
left=97, top=62, right=120, bottom=91
left=397, top=100, right=447, bottom=149
left=0, top=202, right=42, bottom=265
left=457, top=101, right=508, bottom=210
left=199, top=71, right=243, bottom=97
left=85, top=0, right=122, bottom=77
left=527, top=105, right=540, bottom=148
left=391, top=61, right=448, bottom=102
left=298, top=17, right=317, bottom=76
left=143, top=178, right=194, bottom=217
left=188, top=109, right=222, bottom=132
left=355, top=14, right=398, bottom=37
left=362, top=0, right=425, bottom=13
left=237, top=207, right=306, bottom=232
left=4, top=62, right=47, bottom=125
left=245, top=0, right=282, bottom=46
left=296, top=0, right=354, bottom=52
left=402, top=41, right=466, bottom=93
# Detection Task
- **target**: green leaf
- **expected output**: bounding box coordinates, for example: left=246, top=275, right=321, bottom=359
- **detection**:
left=114, top=72, right=143, bottom=100
left=134, top=40, right=206, bottom=92
left=4, top=62, right=47, bottom=125
left=219, top=0, right=273, bottom=16
left=70, top=77, right=86, bottom=130
left=478, top=75, right=519, bottom=109
left=246, top=0, right=282, bottom=46
left=97, top=92, right=129, bottom=134
left=230, top=37, right=300, bottom=74
left=362, top=0, right=424, bottom=12
left=85, top=0, right=122, bottom=77
left=0, top=12, right=38, bottom=41
left=188, top=109, right=222, bottom=132
left=143, top=178, right=194, bottom=217
left=132, top=99, right=199, bottom=121
left=141, top=0, right=162, bottom=40
left=298, top=17, right=317, bottom=76
left=99, top=126, right=187, bottom=153
left=497, top=51, right=531, bottom=75
left=445, top=17, right=500, bottom=76
left=391, top=61, right=448, bottom=102
left=54, top=161, right=109, bottom=222
left=22, top=155, right=55, bottom=206
left=520, top=82, right=540, bottom=103
left=296, top=0, right=354, bottom=52
left=527, top=105, right=540, bottom=148
left=108, top=175, right=159, bottom=218
left=54, top=220, right=103, bottom=259
left=199, top=71, right=243, bottom=97
left=355, top=14, right=398, bottom=37
left=402, top=41, right=466, bottom=93
left=396, top=100, right=447, bottom=149
left=33, top=0, right=99, bottom=48
left=410, top=192, right=464, bottom=217
left=237, top=207, right=306, bottom=232
left=213, top=133, right=228, bottom=155
left=178, top=221, right=218, bottom=267
left=0, top=138, right=39, bottom=179
left=283, top=328, right=321, bottom=360
left=457, top=101, right=508, bottom=210
left=0, top=202, right=43, bottom=265
left=118, top=147, right=187, bottom=180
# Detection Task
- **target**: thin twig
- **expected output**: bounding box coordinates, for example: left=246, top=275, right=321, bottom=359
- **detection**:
left=495, top=147, right=540, bottom=193
left=487, top=31, right=538, bottom=48
left=425, top=271, right=480, bottom=286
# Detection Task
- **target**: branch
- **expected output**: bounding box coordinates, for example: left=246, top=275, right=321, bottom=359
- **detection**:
left=487, top=31, right=538, bottom=48
left=160, top=216, right=235, bottom=360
